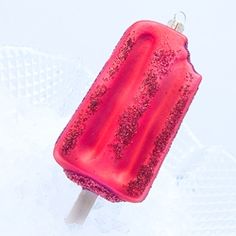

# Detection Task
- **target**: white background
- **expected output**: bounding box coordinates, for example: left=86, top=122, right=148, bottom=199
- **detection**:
left=0, top=0, right=235, bottom=153
left=1, top=1, right=236, bottom=236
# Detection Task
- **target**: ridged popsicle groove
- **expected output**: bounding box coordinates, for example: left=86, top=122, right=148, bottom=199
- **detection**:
left=111, top=49, right=176, bottom=159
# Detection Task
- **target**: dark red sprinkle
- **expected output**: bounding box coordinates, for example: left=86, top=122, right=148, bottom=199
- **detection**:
left=108, top=34, right=135, bottom=79
left=61, top=85, right=108, bottom=155
left=60, top=35, right=136, bottom=156
left=125, top=74, right=193, bottom=197
left=110, top=49, right=176, bottom=159
left=64, top=169, right=122, bottom=202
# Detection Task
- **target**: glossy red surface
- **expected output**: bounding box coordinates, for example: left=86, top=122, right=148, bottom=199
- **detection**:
left=54, top=20, right=202, bottom=202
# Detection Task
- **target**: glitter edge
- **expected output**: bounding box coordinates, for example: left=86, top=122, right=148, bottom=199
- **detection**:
left=64, top=169, right=122, bottom=203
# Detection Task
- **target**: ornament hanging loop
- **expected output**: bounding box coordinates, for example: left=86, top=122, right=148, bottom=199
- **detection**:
left=168, top=11, right=186, bottom=33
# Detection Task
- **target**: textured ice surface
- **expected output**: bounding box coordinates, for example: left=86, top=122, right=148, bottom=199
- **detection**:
left=177, top=147, right=236, bottom=236
left=0, top=47, right=236, bottom=236
left=0, top=46, right=92, bottom=116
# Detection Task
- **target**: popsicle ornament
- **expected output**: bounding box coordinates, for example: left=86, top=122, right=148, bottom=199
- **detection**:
left=54, top=13, right=202, bottom=224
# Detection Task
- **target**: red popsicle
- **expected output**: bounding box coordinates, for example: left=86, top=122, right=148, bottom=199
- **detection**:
left=54, top=20, right=201, bottom=204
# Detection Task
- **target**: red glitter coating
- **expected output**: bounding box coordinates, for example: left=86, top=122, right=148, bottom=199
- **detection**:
left=111, top=49, right=176, bottom=159
left=61, top=84, right=107, bottom=155
left=118, top=37, right=135, bottom=60
left=126, top=73, right=194, bottom=197
left=54, top=21, right=202, bottom=203
left=108, top=33, right=135, bottom=78
left=60, top=35, right=135, bottom=156
left=64, top=169, right=122, bottom=202
left=152, top=49, right=176, bottom=75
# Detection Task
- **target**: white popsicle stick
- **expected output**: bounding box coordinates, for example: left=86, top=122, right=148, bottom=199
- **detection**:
left=65, top=189, right=98, bottom=225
